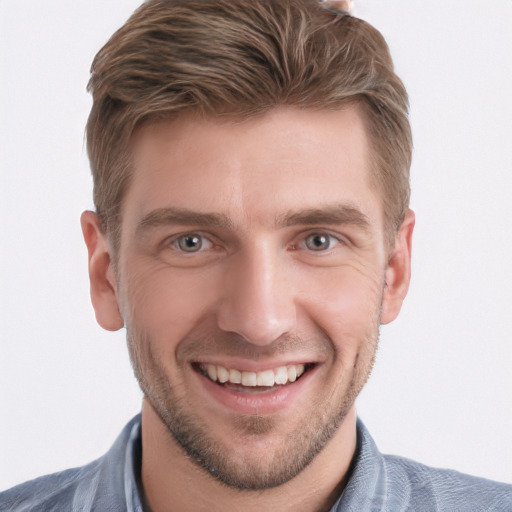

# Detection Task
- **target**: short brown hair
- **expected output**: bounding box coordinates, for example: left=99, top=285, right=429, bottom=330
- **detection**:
left=87, top=0, right=411, bottom=246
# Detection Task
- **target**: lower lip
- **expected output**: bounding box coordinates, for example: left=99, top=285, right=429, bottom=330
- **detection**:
left=195, top=367, right=317, bottom=415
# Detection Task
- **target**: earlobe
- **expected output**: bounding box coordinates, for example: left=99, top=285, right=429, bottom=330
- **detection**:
left=80, top=211, right=124, bottom=331
left=380, top=209, right=415, bottom=325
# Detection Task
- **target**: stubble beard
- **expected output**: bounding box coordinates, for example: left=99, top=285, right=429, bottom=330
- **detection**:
left=126, top=323, right=379, bottom=490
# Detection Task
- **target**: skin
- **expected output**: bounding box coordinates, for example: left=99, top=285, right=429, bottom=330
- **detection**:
left=81, top=106, right=414, bottom=512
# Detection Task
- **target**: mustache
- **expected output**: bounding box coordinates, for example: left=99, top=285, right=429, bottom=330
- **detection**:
left=175, top=330, right=334, bottom=362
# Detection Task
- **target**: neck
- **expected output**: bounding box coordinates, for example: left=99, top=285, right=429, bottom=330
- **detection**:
left=140, top=399, right=357, bottom=512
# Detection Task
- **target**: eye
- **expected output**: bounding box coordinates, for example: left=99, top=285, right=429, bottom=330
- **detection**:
left=173, top=234, right=212, bottom=253
left=303, top=233, right=339, bottom=251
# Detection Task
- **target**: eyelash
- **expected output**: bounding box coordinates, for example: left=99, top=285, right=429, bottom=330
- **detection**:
left=296, top=231, right=346, bottom=252
left=168, top=233, right=213, bottom=253
left=166, top=230, right=346, bottom=255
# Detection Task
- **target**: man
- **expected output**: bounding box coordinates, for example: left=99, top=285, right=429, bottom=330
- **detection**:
left=1, top=0, right=510, bottom=510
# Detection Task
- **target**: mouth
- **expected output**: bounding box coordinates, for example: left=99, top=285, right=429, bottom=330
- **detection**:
left=194, top=362, right=315, bottom=393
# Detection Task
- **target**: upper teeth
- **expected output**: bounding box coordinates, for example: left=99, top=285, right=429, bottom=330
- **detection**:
left=202, top=363, right=306, bottom=387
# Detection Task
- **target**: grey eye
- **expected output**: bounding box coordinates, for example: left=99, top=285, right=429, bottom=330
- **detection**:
left=304, top=233, right=331, bottom=251
left=177, top=235, right=203, bottom=252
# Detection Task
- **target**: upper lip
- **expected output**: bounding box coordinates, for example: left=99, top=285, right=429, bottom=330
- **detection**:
left=193, top=358, right=318, bottom=372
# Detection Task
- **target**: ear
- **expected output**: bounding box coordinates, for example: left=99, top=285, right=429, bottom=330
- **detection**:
left=80, top=211, right=124, bottom=331
left=380, top=209, right=415, bottom=325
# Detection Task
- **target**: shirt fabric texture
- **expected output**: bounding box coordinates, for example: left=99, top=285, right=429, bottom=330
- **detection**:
left=1, top=415, right=510, bottom=511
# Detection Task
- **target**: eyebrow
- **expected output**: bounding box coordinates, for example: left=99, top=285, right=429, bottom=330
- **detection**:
left=277, top=204, right=371, bottom=233
left=136, top=203, right=371, bottom=235
left=136, top=208, right=233, bottom=235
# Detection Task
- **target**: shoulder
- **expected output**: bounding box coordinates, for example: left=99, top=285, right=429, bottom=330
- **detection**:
left=382, top=453, right=512, bottom=511
left=0, top=415, right=142, bottom=512
left=0, top=460, right=102, bottom=511
left=339, top=419, right=512, bottom=511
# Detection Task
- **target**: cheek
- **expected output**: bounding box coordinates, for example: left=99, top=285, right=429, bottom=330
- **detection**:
left=297, top=264, right=383, bottom=356
left=121, top=259, right=221, bottom=338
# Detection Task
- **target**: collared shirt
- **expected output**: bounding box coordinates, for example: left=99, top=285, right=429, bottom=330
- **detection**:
left=1, top=415, right=510, bottom=511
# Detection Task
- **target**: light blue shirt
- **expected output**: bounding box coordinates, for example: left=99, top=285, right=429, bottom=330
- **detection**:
left=1, top=415, right=510, bottom=511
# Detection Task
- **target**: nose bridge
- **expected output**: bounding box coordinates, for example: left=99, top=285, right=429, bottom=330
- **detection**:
left=217, top=242, right=296, bottom=346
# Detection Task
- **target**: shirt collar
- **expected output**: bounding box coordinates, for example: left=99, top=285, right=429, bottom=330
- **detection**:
left=330, top=417, right=387, bottom=511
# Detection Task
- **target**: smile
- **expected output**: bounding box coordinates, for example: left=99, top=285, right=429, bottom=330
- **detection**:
left=193, top=361, right=318, bottom=414
left=198, top=363, right=312, bottom=388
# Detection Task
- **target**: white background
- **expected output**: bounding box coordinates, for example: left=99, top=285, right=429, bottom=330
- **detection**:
left=1, top=0, right=511, bottom=490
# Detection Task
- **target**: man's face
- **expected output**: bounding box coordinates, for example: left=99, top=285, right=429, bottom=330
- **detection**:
left=99, top=106, right=409, bottom=489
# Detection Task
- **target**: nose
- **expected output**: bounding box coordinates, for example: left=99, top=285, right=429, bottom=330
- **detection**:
left=216, top=245, right=297, bottom=346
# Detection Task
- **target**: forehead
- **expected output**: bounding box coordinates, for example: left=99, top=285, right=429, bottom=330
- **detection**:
left=122, top=106, right=383, bottom=231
